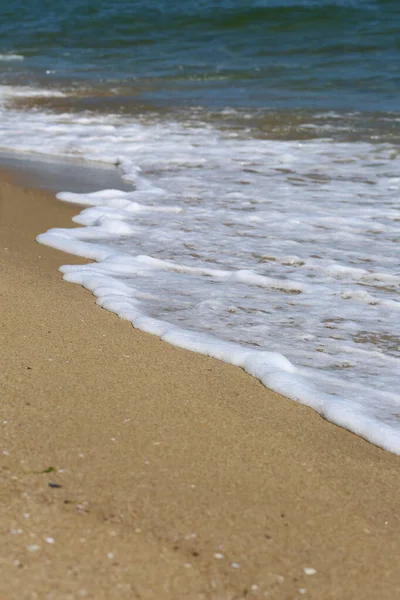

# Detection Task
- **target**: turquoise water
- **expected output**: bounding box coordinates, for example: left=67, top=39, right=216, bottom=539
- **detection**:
left=1, top=0, right=400, bottom=112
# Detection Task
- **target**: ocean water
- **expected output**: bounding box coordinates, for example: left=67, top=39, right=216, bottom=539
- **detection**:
left=1, top=0, right=400, bottom=453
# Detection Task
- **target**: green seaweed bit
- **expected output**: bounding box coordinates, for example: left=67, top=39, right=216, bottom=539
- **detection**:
left=42, top=466, right=56, bottom=473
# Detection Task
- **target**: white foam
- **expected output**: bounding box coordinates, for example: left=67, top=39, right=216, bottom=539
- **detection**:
left=1, top=84, right=400, bottom=453
left=0, top=85, right=66, bottom=99
left=0, top=53, right=24, bottom=61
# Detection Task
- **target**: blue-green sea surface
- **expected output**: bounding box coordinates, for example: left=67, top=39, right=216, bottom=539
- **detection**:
left=0, top=0, right=399, bottom=112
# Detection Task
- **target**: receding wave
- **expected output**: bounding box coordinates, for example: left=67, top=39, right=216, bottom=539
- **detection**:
left=3, top=85, right=399, bottom=452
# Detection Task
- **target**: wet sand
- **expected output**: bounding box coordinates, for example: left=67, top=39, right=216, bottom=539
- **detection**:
left=1, top=169, right=400, bottom=599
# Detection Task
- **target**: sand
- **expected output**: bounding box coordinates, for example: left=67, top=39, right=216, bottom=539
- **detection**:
left=1, top=169, right=399, bottom=600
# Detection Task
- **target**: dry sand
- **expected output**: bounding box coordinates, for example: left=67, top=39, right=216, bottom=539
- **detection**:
left=1, top=170, right=400, bottom=600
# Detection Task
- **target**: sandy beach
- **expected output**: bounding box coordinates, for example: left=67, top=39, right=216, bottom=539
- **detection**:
left=1, top=168, right=400, bottom=599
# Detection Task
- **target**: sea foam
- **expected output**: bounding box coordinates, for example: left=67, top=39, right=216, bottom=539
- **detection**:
left=1, top=84, right=400, bottom=454
left=0, top=53, right=24, bottom=61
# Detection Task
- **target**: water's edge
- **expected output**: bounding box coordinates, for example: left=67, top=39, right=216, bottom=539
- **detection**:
left=9, top=151, right=393, bottom=456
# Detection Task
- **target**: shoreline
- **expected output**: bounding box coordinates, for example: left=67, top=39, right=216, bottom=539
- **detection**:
left=1, top=167, right=400, bottom=598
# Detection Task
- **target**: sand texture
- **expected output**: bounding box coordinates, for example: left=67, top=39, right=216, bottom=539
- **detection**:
left=1, top=171, right=400, bottom=599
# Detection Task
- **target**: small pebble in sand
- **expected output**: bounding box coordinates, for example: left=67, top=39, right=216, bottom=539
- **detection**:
left=214, top=553, right=224, bottom=560
left=251, top=585, right=258, bottom=591
left=27, top=545, right=40, bottom=552
left=2, top=450, right=9, bottom=455
left=45, top=537, right=55, bottom=544
left=299, top=589, right=307, bottom=595
left=231, top=562, right=240, bottom=569
left=107, top=552, right=114, bottom=559
left=184, top=563, right=192, bottom=568
left=23, top=514, right=29, bottom=519
left=304, top=568, right=317, bottom=575
left=10, top=529, right=23, bottom=535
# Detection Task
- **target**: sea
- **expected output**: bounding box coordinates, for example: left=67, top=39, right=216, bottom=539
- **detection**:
left=1, top=0, right=400, bottom=453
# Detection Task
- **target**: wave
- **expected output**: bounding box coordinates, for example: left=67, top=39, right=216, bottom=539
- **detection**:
left=0, top=53, right=24, bottom=61
left=0, top=85, right=66, bottom=98
left=157, top=0, right=382, bottom=28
